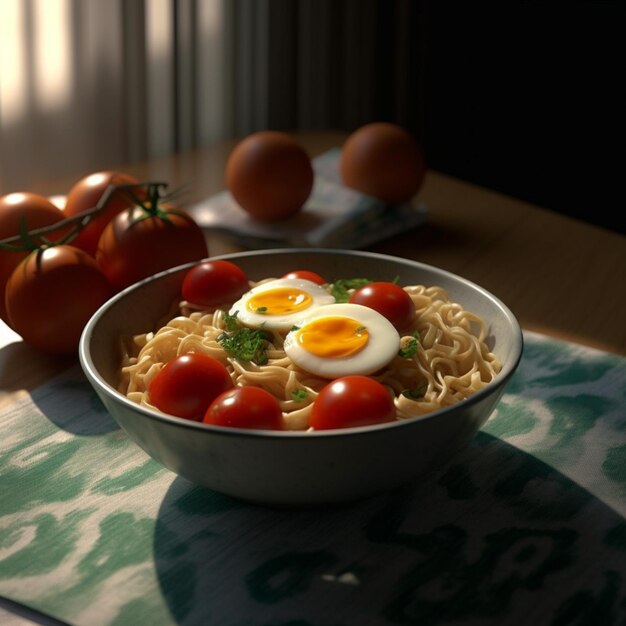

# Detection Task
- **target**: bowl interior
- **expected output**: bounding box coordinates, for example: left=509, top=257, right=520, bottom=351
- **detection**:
left=85, top=248, right=522, bottom=402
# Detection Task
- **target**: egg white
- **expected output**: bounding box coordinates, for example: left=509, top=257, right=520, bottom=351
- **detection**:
left=284, top=302, right=400, bottom=378
left=229, top=277, right=336, bottom=330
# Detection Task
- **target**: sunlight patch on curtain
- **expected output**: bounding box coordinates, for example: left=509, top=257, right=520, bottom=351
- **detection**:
left=0, top=0, right=28, bottom=126
left=33, top=0, right=73, bottom=114
left=0, top=0, right=231, bottom=193
left=146, top=0, right=175, bottom=157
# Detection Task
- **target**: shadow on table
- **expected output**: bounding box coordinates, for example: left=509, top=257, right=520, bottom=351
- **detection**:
left=151, top=432, right=626, bottom=626
left=0, top=339, right=75, bottom=394
left=28, top=364, right=119, bottom=436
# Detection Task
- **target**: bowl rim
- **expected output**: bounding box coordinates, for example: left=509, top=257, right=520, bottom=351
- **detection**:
left=79, top=248, right=524, bottom=440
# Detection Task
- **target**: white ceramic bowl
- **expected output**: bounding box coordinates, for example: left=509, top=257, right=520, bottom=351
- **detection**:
left=79, top=249, right=523, bottom=507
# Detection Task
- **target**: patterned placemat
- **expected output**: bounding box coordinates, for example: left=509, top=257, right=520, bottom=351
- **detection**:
left=1, top=331, right=624, bottom=626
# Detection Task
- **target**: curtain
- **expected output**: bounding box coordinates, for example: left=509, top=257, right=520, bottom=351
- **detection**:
left=231, top=0, right=425, bottom=137
left=0, top=0, right=235, bottom=191
left=0, top=0, right=424, bottom=193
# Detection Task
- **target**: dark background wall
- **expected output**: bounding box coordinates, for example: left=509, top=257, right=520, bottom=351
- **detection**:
left=422, top=2, right=623, bottom=234
left=239, top=0, right=624, bottom=234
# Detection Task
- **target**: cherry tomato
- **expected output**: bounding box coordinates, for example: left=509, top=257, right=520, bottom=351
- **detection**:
left=349, top=281, right=416, bottom=331
left=203, top=386, right=284, bottom=430
left=0, top=192, right=68, bottom=326
left=96, top=204, right=208, bottom=292
left=182, top=260, right=250, bottom=307
left=309, top=375, right=396, bottom=430
left=281, top=270, right=327, bottom=285
left=149, top=353, right=233, bottom=421
left=4, top=245, right=112, bottom=354
left=64, top=171, right=145, bottom=257
left=225, top=131, right=314, bottom=221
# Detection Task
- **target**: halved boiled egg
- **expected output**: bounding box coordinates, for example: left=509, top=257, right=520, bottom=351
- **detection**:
left=229, top=278, right=336, bottom=330
left=284, top=303, right=400, bottom=378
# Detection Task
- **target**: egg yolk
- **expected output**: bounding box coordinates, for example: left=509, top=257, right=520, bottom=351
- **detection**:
left=247, top=287, right=313, bottom=315
left=296, top=316, right=369, bottom=358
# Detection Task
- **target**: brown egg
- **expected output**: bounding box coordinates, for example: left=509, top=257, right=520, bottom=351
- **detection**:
left=225, top=131, right=314, bottom=221
left=340, top=122, right=426, bottom=204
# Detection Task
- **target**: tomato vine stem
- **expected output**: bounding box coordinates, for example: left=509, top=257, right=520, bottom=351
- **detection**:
left=124, top=182, right=173, bottom=224
left=0, top=181, right=170, bottom=251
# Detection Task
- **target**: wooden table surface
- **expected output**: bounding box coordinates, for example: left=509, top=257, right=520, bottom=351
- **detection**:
left=1, top=130, right=625, bottom=399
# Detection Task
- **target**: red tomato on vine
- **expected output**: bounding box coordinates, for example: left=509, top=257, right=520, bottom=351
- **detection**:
left=63, top=171, right=145, bottom=257
left=95, top=183, right=208, bottom=292
left=0, top=192, right=68, bottom=326
left=4, top=245, right=112, bottom=355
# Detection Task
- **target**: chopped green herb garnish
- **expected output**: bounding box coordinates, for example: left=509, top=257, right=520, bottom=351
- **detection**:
left=399, top=332, right=421, bottom=358
left=291, top=388, right=309, bottom=401
left=255, top=306, right=268, bottom=313
left=223, top=310, right=241, bottom=332
left=217, top=327, right=269, bottom=365
left=290, top=324, right=300, bottom=332
left=328, top=278, right=372, bottom=302
left=355, top=325, right=367, bottom=333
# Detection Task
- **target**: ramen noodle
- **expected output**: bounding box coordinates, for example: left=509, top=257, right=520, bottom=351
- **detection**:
left=119, top=279, right=501, bottom=430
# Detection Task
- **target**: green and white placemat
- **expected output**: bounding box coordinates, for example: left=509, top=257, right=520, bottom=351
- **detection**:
left=1, top=331, right=624, bottom=625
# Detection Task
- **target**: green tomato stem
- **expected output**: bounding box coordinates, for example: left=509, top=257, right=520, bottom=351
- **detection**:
left=0, top=181, right=170, bottom=251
